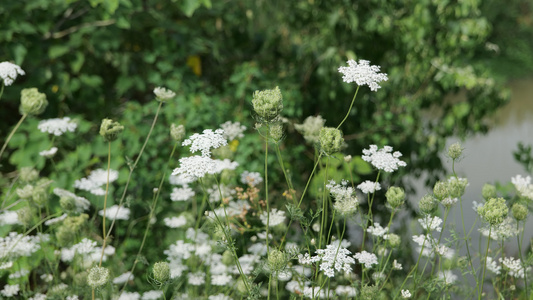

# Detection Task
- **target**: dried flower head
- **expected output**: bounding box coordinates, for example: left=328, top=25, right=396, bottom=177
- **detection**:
left=170, top=123, right=186, bottom=142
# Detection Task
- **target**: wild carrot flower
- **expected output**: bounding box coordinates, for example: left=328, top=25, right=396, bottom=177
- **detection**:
left=240, top=171, right=263, bottom=186
left=53, top=188, right=90, bottom=212
left=113, top=271, right=133, bottom=284
left=401, top=290, right=412, bottom=298
left=172, top=155, right=217, bottom=180
left=354, top=251, right=378, bottom=269
left=0, top=62, right=25, bottom=86
left=39, top=147, right=58, bottom=158
left=20, top=88, right=48, bottom=115
left=1, top=284, right=19, bottom=297
left=357, top=180, right=381, bottom=194
left=251, top=86, right=283, bottom=122
left=220, top=121, right=246, bottom=141
left=153, top=86, right=176, bottom=101
left=367, top=223, right=388, bottom=237
left=260, top=208, right=286, bottom=227
left=298, top=242, right=355, bottom=277
left=182, top=129, right=227, bottom=157
left=294, top=115, right=326, bottom=145
left=74, top=168, right=118, bottom=196
left=0, top=211, right=20, bottom=226
left=438, top=270, right=457, bottom=285
left=511, top=175, right=533, bottom=200
left=98, top=205, right=130, bottom=220
left=418, top=215, right=443, bottom=232
left=499, top=257, right=531, bottom=278
left=478, top=197, right=508, bottom=225
left=142, top=291, right=164, bottom=300
left=87, top=266, right=109, bottom=288
left=486, top=257, right=501, bottom=275
left=362, top=145, right=407, bottom=172
left=38, top=117, right=77, bottom=136
left=163, top=216, right=188, bottom=228
left=338, top=59, right=388, bottom=91
left=170, top=186, right=195, bottom=201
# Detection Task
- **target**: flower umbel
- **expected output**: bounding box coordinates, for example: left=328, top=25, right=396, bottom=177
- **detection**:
left=362, top=145, right=407, bottom=172
left=0, top=62, right=25, bottom=86
left=338, top=59, right=388, bottom=91
left=153, top=86, right=176, bottom=101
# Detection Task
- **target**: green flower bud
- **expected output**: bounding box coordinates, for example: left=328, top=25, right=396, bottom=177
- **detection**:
left=222, top=250, right=234, bottom=266
left=17, top=206, right=35, bottom=226
left=433, top=181, right=449, bottom=200
left=478, top=197, right=508, bottom=225
left=386, top=186, right=405, bottom=209
left=319, top=127, right=343, bottom=155
left=386, top=233, right=401, bottom=248
left=236, top=277, right=249, bottom=295
left=360, top=284, right=379, bottom=300
left=32, top=185, right=48, bottom=207
left=448, top=177, right=468, bottom=198
left=419, top=194, right=437, bottom=214
left=87, top=266, right=109, bottom=288
left=447, top=142, right=464, bottom=160
left=170, top=123, right=185, bottom=142
left=56, top=227, right=76, bottom=246
left=251, top=86, right=283, bottom=122
left=19, top=167, right=39, bottom=182
left=60, top=196, right=77, bottom=212
left=268, top=249, right=286, bottom=272
left=153, top=261, right=170, bottom=283
left=16, top=184, right=34, bottom=199
left=269, top=123, right=284, bottom=142
left=20, top=88, right=48, bottom=115
left=99, top=118, right=124, bottom=142
left=56, top=214, right=89, bottom=246
left=511, top=203, right=528, bottom=221
left=482, top=184, right=497, bottom=200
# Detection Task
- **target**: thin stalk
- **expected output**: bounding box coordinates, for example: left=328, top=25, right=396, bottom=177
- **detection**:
left=336, top=86, right=360, bottom=129
left=517, top=221, right=528, bottom=298
left=479, top=226, right=492, bottom=299
left=0, top=83, right=4, bottom=101
left=98, top=141, right=112, bottom=267
left=318, top=157, right=330, bottom=249
left=0, top=113, right=27, bottom=162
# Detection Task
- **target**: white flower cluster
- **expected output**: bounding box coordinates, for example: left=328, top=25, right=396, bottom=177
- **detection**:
left=99, top=205, right=130, bottom=220
left=512, top=174, right=533, bottom=200
left=479, top=216, right=519, bottom=240
left=1, top=284, right=19, bottom=297
left=164, top=216, right=188, bottom=228
left=486, top=257, right=501, bottom=275
left=212, top=158, right=239, bottom=174
left=240, top=171, right=263, bottom=186
left=401, top=289, right=412, bottom=298
left=172, top=156, right=217, bottom=181
left=298, top=242, right=355, bottom=278
left=418, top=215, right=443, bottom=232
left=338, top=59, right=388, bottom=91
left=438, top=270, right=457, bottom=285
left=53, top=188, right=91, bottom=212
left=38, top=117, right=77, bottom=136
left=182, top=129, right=227, bottom=157
left=357, top=180, right=381, bottom=194
left=153, top=86, right=176, bottom=100
left=0, top=61, right=25, bottom=86
left=60, top=238, right=115, bottom=263
left=500, top=256, right=531, bottom=278
left=367, top=222, right=389, bottom=237
left=0, top=210, right=20, bottom=226
left=354, top=251, right=378, bottom=269
left=207, top=184, right=234, bottom=203
left=220, top=121, right=246, bottom=141
left=39, top=146, right=58, bottom=158
left=260, top=208, right=286, bottom=227
left=362, top=145, right=407, bottom=172
left=113, top=271, right=133, bottom=284
left=74, top=168, right=119, bottom=196
left=170, top=186, right=195, bottom=201
left=0, top=232, right=47, bottom=260
left=326, top=180, right=355, bottom=201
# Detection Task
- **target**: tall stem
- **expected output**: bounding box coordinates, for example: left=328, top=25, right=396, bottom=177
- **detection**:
left=0, top=113, right=27, bottom=162
left=336, top=86, right=359, bottom=129
left=98, top=142, right=112, bottom=267
left=479, top=226, right=491, bottom=299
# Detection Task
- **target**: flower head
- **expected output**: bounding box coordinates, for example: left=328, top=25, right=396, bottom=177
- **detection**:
left=338, top=59, right=388, bottom=91
left=298, top=242, right=355, bottom=277
left=357, top=180, right=381, bottom=194
left=251, top=86, right=283, bottom=122
left=0, top=62, right=25, bottom=86
left=99, top=205, right=130, bottom=220
left=220, top=121, right=246, bottom=141
left=172, top=155, right=217, bottom=181
left=294, top=115, right=326, bottom=145
left=354, top=251, right=378, bottom=269
left=87, top=266, right=109, bottom=288
left=38, top=117, right=77, bottom=136
left=39, top=147, right=58, bottom=158
left=99, top=118, right=124, bottom=142
left=362, top=145, right=407, bottom=172
left=260, top=208, right=286, bottom=227
left=20, top=88, right=48, bottom=115
left=182, top=129, right=227, bottom=157
left=319, top=127, right=343, bottom=155
left=478, top=197, right=508, bottom=225
left=153, top=86, right=176, bottom=101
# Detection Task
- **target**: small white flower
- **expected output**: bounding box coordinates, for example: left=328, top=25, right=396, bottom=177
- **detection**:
left=0, top=210, right=20, bottom=226
left=240, top=171, right=263, bottom=186
left=438, top=270, right=457, bottom=285
left=0, top=261, right=13, bottom=270
left=208, top=294, right=231, bottom=300
left=500, top=256, right=531, bottom=278
left=113, top=272, right=133, bottom=284
left=0, top=62, right=25, bottom=86
left=39, top=146, right=58, bottom=158
left=163, top=216, right=187, bottom=228
left=66, top=296, right=79, bottom=300
left=393, top=259, right=403, bottom=270
left=220, top=121, right=246, bottom=141
left=357, top=180, right=381, bottom=194
left=99, top=205, right=130, bottom=220
left=362, top=145, right=407, bottom=172
left=367, top=222, right=388, bottom=237
left=170, top=186, right=195, bottom=201
left=142, top=290, right=163, bottom=300
left=354, top=251, right=378, bottom=269
left=169, top=173, right=195, bottom=186
left=401, top=289, right=412, bottom=298
left=38, top=117, right=77, bottom=136
left=338, top=59, right=388, bottom=91
left=260, top=208, right=286, bottom=227
left=117, top=291, right=140, bottom=300
left=512, top=174, right=533, bottom=200
left=298, top=243, right=355, bottom=278
left=211, top=273, right=233, bottom=286
left=182, top=129, right=227, bottom=157
left=441, top=197, right=458, bottom=207
left=44, top=213, right=67, bottom=226
left=335, top=285, right=357, bottom=297
left=212, top=159, right=239, bottom=174
left=53, top=188, right=90, bottom=212
left=73, top=168, right=119, bottom=196
left=479, top=216, right=519, bottom=240
left=29, top=293, right=47, bottom=300
left=486, top=257, right=501, bottom=275
left=418, top=215, right=443, bottom=232
left=1, top=284, right=20, bottom=297
left=153, top=86, right=176, bottom=100
left=188, top=272, right=205, bottom=285
left=172, top=155, right=217, bottom=181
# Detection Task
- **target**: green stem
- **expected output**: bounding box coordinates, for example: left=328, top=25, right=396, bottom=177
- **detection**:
left=0, top=113, right=27, bottom=162
left=98, top=141, right=112, bottom=267
left=337, top=86, right=360, bottom=129
left=479, top=226, right=492, bottom=300
left=318, top=157, right=330, bottom=249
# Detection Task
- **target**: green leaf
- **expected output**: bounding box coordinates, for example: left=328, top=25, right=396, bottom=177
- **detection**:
left=179, top=0, right=202, bottom=17
left=48, top=45, right=70, bottom=59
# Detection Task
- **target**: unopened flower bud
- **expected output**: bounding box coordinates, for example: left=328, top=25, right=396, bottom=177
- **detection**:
left=310, top=238, right=316, bottom=245
left=17, top=206, right=34, bottom=226
left=482, top=184, right=497, bottom=200
left=268, top=249, right=286, bottom=272
left=447, top=142, right=464, bottom=160
left=344, top=155, right=352, bottom=163
left=32, top=185, right=48, bottom=207
left=170, top=123, right=185, bottom=141
left=152, top=261, right=170, bottom=283
left=236, top=277, right=248, bottom=295
left=153, top=86, right=176, bottom=101
left=20, top=167, right=39, bottom=182
left=386, top=233, right=401, bottom=248
left=269, top=123, right=284, bottom=142
left=20, top=88, right=48, bottom=115
left=478, top=197, right=508, bottom=225
left=386, top=186, right=405, bottom=209
left=99, top=118, right=124, bottom=142
left=87, top=266, right=109, bottom=288
left=252, top=86, right=283, bottom=122
left=319, top=127, right=343, bottom=155
left=511, top=203, right=528, bottom=221
left=419, top=194, right=437, bottom=214
left=448, top=177, right=468, bottom=198
left=222, top=250, right=234, bottom=266
left=60, top=196, right=76, bottom=212
left=433, top=181, right=449, bottom=200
